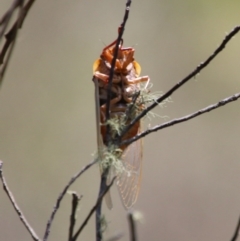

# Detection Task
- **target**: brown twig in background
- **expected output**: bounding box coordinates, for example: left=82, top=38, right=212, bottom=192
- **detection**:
left=230, top=215, right=240, bottom=241
left=43, top=159, right=97, bottom=241
left=68, top=192, right=82, bottom=241
left=0, top=0, right=23, bottom=40
left=0, top=0, right=36, bottom=59
left=0, top=0, right=24, bottom=84
left=73, top=176, right=116, bottom=241
left=128, top=212, right=137, bottom=241
left=120, top=25, right=240, bottom=140
left=0, top=0, right=36, bottom=86
left=0, top=161, right=40, bottom=241
left=122, top=92, right=240, bottom=146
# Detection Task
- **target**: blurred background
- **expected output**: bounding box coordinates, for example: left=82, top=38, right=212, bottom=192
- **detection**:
left=0, top=0, right=240, bottom=240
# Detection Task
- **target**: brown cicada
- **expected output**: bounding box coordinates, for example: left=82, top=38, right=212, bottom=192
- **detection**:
left=93, top=33, right=150, bottom=209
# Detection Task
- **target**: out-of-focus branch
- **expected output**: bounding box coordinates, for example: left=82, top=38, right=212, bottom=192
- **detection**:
left=0, top=0, right=36, bottom=86
left=230, top=215, right=240, bottom=241
left=122, top=92, right=240, bottom=146
left=68, top=192, right=82, bottom=241
left=120, top=25, right=240, bottom=139
left=128, top=212, right=137, bottom=241
left=0, top=161, right=40, bottom=241
left=43, top=159, right=98, bottom=241
left=72, top=176, right=116, bottom=241
left=0, top=0, right=23, bottom=40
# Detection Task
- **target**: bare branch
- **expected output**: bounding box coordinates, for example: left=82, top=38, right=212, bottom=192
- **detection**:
left=96, top=168, right=110, bottom=241
left=120, top=25, right=240, bottom=139
left=0, top=0, right=35, bottom=59
left=128, top=212, right=137, bottom=241
left=0, top=0, right=23, bottom=40
left=122, top=92, right=240, bottom=146
left=43, top=159, right=98, bottom=241
left=0, top=0, right=36, bottom=86
left=230, top=215, right=240, bottom=241
left=96, top=1, right=132, bottom=240
left=68, top=192, right=82, bottom=241
left=0, top=160, right=40, bottom=241
left=0, top=1, right=24, bottom=84
left=72, top=176, right=116, bottom=241
left=105, top=0, right=132, bottom=143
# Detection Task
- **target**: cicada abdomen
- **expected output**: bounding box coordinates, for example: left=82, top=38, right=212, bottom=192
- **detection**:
left=93, top=36, right=150, bottom=209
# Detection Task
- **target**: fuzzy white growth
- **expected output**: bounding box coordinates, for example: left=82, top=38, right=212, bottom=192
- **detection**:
left=98, top=82, right=171, bottom=176
left=98, top=146, right=124, bottom=175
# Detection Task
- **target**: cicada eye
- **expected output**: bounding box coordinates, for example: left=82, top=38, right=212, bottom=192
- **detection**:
left=133, top=61, right=141, bottom=76
left=93, top=59, right=101, bottom=73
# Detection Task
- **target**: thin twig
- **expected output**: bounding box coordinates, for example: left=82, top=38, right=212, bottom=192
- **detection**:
left=120, top=25, right=240, bottom=139
left=128, top=212, right=137, bottom=241
left=68, top=192, right=82, bottom=241
left=0, top=0, right=23, bottom=40
left=96, top=168, right=109, bottom=241
left=105, top=0, right=132, bottom=143
left=96, top=1, right=132, bottom=241
left=121, top=92, right=240, bottom=146
left=0, top=0, right=36, bottom=86
left=0, top=0, right=24, bottom=84
left=230, top=215, right=240, bottom=241
left=0, top=0, right=35, bottom=63
left=73, top=177, right=116, bottom=241
left=43, top=159, right=98, bottom=241
left=0, top=160, right=40, bottom=241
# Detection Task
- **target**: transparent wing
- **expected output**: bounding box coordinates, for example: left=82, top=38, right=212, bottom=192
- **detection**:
left=116, top=133, right=143, bottom=209
left=94, top=77, right=113, bottom=209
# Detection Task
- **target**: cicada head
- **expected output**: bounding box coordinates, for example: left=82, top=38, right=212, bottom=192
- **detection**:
left=99, top=42, right=142, bottom=77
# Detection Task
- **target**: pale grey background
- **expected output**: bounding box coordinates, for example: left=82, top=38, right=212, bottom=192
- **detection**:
left=0, top=0, right=240, bottom=241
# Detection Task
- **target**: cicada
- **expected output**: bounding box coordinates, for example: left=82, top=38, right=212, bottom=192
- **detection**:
left=93, top=35, right=150, bottom=209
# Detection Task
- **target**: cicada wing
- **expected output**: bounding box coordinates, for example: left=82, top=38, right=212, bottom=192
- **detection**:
left=116, top=136, right=143, bottom=209
left=105, top=164, right=114, bottom=209
left=94, top=76, right=113, bottom=210
left=93, top=77, right=104, bottom=152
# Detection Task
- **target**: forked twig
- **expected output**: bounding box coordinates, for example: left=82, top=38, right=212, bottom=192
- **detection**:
left=68, top=192, right=82, bottom=241
left=120, top=25, right=240, bottom=139
left=0, top=161, right=40, bottom=241
left=122, top=92, right=240, bottom=146
left=72, top=177, right=116, bottom=241
left=43, top=159, right=97, bottom=241
left=0, top=0, right=22, bottom=40
left=0, top=0, right=36, bottom=86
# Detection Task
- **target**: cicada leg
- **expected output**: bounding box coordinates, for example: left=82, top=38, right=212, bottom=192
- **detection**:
left=122, top=76, right=150, bottom=103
